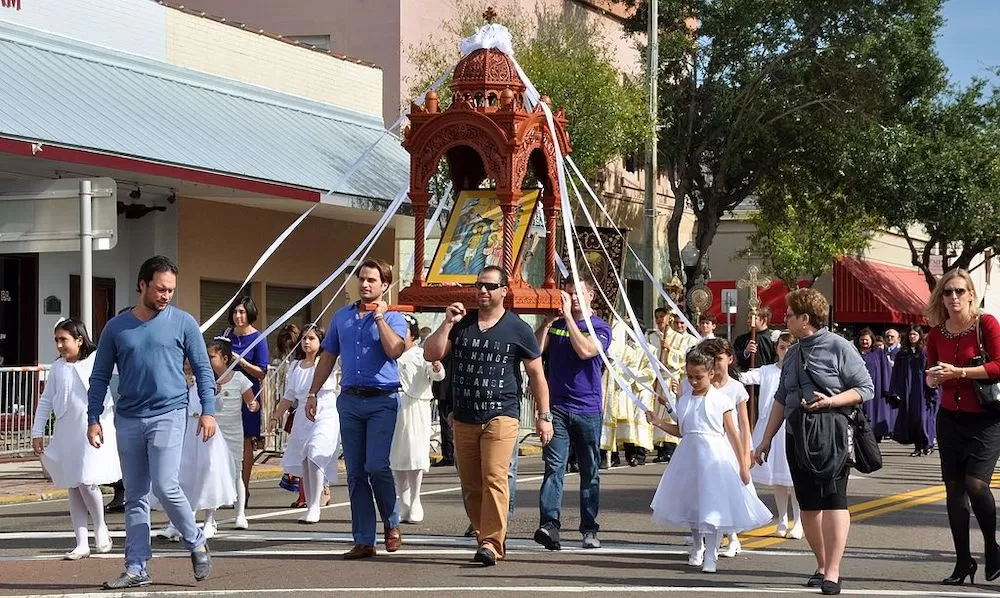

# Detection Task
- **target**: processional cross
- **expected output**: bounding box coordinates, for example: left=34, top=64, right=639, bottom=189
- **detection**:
left=737, top=265, right=771, bottom=421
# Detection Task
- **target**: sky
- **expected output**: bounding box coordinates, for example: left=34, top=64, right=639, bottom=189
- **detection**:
left=937, top=0, right=1000, bottom=85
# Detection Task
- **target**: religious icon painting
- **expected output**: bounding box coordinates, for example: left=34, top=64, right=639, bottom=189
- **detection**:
left=427, top=189, right=540, bottom=284
left=560, top=226, right=628, bottom=320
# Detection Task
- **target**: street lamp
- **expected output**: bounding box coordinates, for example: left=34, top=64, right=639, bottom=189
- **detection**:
left=681, top=241, right=700, bottom=284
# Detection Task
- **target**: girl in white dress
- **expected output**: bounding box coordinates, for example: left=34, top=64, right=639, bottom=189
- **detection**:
left=30, top=318, right=121, bottom=560
left=741, top=332, right=802, bottom=539
left=646, top=348, right=771, bottom=574
left=156, top=361, right=237, bottom=541
left=270, top=324, right=341, bottom=524
left=206, top=337, right=259, bottom=530
left=391, top=316, right=445, bottom=523
left=699, top=337, right=754, bottom=557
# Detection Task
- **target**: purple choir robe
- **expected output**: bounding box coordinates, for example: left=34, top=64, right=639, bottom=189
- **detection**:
left=861, top=348, right=895, bottom=440
left=888, top=347, right=937, bottom=449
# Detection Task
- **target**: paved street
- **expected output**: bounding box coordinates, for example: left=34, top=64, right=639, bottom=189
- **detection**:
left=1, top=443, right=998, bottom=597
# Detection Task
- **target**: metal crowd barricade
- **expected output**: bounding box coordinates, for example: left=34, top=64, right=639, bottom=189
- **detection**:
left=256, top=366, right=289, bottom=464
left=0, top=365, right=49, bottom=457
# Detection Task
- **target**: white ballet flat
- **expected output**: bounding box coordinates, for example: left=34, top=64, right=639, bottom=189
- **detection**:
left=298, top=510, right=320, bottom=524
left=234, top=515, right=249, bottom=530
left=721, top=535, right=741, bottom=557
left=787, top=523, right=804, bottom=539
left=64, top=547, right=91, bottom=560
left=202, top=521, right=217, bottom=539
left=702, top=551, right=718, bottom=573
left=775, top=518, right=789, bottom=538
left=156, top=525, right=181, bottom=542
left=95, top=540, right=113, bottom=554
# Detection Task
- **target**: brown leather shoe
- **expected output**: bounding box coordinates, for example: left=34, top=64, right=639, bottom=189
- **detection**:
left=343, top=544, right=376, bottom=560
left=385, top=527, right=402, bottom=553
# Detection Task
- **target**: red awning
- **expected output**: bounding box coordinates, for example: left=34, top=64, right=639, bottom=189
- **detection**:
left=833, top=258, right=930, bottom=325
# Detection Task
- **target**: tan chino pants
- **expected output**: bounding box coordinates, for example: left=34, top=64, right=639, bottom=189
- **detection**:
left=453, top=416, right=520, bottom=558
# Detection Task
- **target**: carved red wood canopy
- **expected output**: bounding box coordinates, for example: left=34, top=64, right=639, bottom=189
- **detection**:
left=398, top=45, right=573, bottom=313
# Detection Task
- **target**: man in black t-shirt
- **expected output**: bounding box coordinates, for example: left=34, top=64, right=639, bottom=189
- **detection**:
left=423, top=266, right=553, bottom=567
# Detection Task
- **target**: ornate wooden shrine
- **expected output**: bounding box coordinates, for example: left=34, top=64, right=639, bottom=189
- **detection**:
left=397, top=16, right=573, bottom=313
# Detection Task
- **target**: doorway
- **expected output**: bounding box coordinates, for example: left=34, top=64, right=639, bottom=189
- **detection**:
left=70, top=275, right=116, bottom=342
left=0, top=254, right=39, bottom=366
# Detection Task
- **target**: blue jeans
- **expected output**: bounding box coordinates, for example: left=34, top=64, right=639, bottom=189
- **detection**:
left=337, top=391, right=400, bottom=546
left=538, top=408, right=602, bottom=533
left=116, top=409, right=205, bottom=576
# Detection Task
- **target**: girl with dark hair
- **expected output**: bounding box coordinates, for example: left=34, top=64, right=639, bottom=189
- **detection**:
left=207, top=336, right=258, bottom=530
left=31, top=318, right=121, bottom=559
left=222, top=296, right=269, bottom=508
left=647, top=349, right=771, bottom=574
left=742, top=332, right=803, bottom=539
left=269, top=324, right=341, bottom=524
left=155, top=359, right=237, bottom=541
left=391, top=315, right=445, bottom=523
left=697, top=337, right=754, bottom=558
left=890, top=326, right=937, bottom=457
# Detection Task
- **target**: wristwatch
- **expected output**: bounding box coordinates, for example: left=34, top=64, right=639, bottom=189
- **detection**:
left=537, top=411, right=553, bottom=422
left=307, top=392, right=318, bottom=399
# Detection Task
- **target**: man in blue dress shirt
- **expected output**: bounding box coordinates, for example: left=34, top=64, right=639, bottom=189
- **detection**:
left=87, top=256, right=216, bottom=589
left=306, top=258, right=407, bottom=559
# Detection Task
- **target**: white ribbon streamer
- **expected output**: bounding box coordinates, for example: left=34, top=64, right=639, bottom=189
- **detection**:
left=200, top=70, right=452, bottom=334
left=219, top=183, right=409, bottom=379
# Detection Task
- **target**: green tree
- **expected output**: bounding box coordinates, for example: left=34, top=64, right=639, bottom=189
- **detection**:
left=406, top=0, right=649, bottom=182
left=742, top=169, right=881, bottom=288
left=618, top=0, right=944, bottom=288
left=859, top=80, right=1000, bottom=290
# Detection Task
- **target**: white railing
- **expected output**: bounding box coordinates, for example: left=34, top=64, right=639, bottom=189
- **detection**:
left=0, top=366, right=50, bottom=457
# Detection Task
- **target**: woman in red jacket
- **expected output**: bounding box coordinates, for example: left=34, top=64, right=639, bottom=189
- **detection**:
left=925, top=269, right=1000, bottom=585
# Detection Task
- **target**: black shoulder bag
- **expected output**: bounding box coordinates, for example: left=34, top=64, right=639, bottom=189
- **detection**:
left=971, top=318, right=1000, bottom=411
left=800, top=351, right=882, bottom=474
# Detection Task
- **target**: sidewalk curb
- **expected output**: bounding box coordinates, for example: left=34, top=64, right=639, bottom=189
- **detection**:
left=0, top=465, right=290, bottom=507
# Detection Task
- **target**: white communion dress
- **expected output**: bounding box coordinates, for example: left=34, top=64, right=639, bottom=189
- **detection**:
left=31, top=355, right=121, bottom=489
left=281, top=359, right=341, bottom=481
left=649, top=387, right=772, bottom=533
left=390, top=346, right=445, bottom=472
left=743, top=365, right=794, bottom=487
left=172, top=383, right=237, bottom=510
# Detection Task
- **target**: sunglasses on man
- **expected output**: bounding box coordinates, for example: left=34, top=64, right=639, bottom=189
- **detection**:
left=475, top=281, right=505, bottom=291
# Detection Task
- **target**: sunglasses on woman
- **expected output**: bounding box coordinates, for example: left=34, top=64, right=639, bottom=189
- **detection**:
left=942, top=288, right=968, bottom=297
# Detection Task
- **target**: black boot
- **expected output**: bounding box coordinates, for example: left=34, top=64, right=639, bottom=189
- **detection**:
left=105, top=480, right=125, bottom=513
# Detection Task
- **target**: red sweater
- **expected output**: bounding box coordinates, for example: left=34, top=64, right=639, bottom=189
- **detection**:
left=926, top=314, right=1000, bottom=413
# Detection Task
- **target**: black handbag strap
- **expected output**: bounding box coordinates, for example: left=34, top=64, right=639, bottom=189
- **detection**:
left=976, top=317, right=989, bottom=362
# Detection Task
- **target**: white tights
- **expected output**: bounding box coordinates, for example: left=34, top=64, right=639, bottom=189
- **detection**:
left=774, top=485, right=801, bottom=524
left=393, top=470, right=425, bottom=523
left=300, top=458, right=324, bottom=522
left=67, top=484, right=109, bottom=550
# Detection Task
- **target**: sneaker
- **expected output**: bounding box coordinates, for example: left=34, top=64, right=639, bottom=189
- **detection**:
left=157, top=524, right=180, bottom=542
left=533, top=524, right=561, bottom=551
left=582, top=531, right=601, bottom=549
left=103, top=571, right=151, bottom=589
left=191, top=547, right=212, bottom=581
left=234, top=515, right=249, bottom=530
left=721, top=534, right=741, bottom=558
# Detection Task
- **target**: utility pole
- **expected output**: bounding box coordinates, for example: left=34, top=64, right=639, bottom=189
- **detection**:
left=643, top=0, right=659, bottom=325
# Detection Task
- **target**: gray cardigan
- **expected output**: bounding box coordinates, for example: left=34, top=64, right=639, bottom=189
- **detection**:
left=774, top=327, right=875, bottom=427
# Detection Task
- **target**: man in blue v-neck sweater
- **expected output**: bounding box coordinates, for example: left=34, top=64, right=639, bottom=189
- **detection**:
left=86, top=256, right=217, bottom=590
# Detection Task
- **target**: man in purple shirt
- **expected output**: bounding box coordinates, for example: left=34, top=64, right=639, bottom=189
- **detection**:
left=305, top=258, right=407, bottom=560
left=533, top=276, right=612, bottom=550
